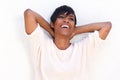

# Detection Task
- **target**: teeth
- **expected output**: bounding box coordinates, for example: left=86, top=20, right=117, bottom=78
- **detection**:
left=61, top=25, right=69, bottom=28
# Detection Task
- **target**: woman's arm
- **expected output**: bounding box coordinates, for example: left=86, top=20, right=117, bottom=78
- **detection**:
left=72, top=22, right=112, bottom=40
left=24, top=9, right=54, bottom=37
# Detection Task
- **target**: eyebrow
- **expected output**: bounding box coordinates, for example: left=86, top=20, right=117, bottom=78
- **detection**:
left=66, top=14, right=75, bottom=19
left=68, top=14, right=74, bottom=17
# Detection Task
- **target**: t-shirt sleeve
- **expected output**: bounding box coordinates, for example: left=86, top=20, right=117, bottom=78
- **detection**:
left=26, top=25, right=45, bottom=47
left=26, top=25, right=51, bottom=69
left=82, top=31, right=105, bottom=54
left=26, top=25, right=53, bottom=47
left=88, top=30, right=104, bottom=47
left=26, top=25, right=46, bottom=61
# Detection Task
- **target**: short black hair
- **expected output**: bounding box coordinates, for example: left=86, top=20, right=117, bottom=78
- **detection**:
left=50, top=5, right=77, bottom=25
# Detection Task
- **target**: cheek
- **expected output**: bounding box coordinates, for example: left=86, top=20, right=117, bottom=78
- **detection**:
left=54, top=20, right=59, bottom=25
left=73, top=22, right=76, bottom=26
left=71, top=23, right=75, bottom=28
left=70, top=21, right=75, bottom=25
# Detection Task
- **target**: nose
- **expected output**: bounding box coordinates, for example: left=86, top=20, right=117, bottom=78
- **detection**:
left=63, top=18, right=69, bottom=23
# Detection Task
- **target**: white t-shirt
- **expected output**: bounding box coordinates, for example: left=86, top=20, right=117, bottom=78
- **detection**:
left=27, top=25, right=104, bottom=80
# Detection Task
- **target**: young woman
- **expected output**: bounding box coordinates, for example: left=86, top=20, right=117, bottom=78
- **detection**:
left=24, top=5, right=111, bottom=80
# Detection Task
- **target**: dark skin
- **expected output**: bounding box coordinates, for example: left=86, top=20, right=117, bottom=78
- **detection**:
left=24, top=9, right=112, bottom=50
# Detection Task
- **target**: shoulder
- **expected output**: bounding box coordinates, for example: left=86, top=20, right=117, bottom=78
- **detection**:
left=27, top=25, right=53, bottom=43
left=73, top=31, right=104, bottom=47
left=88, top=31, right=104, bottom=42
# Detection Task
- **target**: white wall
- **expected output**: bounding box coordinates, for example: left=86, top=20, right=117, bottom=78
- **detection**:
left=0, top=0, right=120, bottom=80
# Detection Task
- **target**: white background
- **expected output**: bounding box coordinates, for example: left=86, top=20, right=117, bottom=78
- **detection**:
left=0, top=0, right=120, bottom=80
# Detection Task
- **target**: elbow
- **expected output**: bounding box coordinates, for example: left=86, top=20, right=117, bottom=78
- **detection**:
left=24, top=9, right=31, bottom=13
left=104, top=21, right=112, bottom=34
left=106, top=21, right=112, bottom=30
left=24, top=9, right=32, bottom=16
left=103, top=21, right=112, bottom=33
left=99, top=22, right=112, bottom=40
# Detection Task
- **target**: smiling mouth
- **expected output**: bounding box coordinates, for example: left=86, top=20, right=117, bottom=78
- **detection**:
left=61, top=25, right=70, bottom=29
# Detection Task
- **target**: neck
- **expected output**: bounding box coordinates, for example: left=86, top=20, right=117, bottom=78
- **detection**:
left=54, top=35, right=71, bottom=50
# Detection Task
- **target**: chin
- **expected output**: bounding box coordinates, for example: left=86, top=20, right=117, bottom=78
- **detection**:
left=61, top=32, right=71, bottom=37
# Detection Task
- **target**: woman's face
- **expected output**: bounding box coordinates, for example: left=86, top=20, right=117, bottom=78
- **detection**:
left=53, top=13, right=75, bottom=37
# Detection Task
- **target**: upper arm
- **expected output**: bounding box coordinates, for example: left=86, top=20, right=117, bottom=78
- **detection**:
left=24, top=9, right=38, bottom=34
left=99, top=22, right=112, bottom=40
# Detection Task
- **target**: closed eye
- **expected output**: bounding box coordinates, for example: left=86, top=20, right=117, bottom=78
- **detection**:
left=69, top=18, right=74, bottom=21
